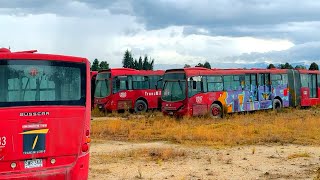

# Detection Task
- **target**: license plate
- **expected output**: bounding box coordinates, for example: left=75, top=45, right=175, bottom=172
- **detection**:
left=98, top=105, right=103, bottom=109
left=24, top=159, right=43, bottom=169
left=168, top=111, right=174, bottom=115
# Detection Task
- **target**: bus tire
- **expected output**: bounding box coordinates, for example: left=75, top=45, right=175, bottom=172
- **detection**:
left=210, top=103, right=222, bottom=118
left=134, top=100, right=148, bottom=113
left=273, top=99, right=282, bottom=111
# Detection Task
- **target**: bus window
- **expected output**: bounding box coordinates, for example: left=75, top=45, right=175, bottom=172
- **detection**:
left=113, top=76, right=128, bottom=93
left=149, top=75, right=162, bottom=89
left=301, top=74, right=308, bottom=87
left=271, top=74, right=282, bottom=86
left=132, top=75, right=149, bottom=89
left=188, top=76, right=202, bottom=97
left=223, top=75, right=232, bottom=91
left=207, top=75, right=223, bottom=92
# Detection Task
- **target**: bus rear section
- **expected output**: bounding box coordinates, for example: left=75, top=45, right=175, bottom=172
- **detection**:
left=94, top=68, right=164, bottom=113
left=0, top=49, right=90, bottom=179
left=288, top=69, right=320, bottom=107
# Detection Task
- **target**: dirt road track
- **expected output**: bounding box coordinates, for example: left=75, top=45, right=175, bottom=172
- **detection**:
left=89, top=141, right=320, bottom=180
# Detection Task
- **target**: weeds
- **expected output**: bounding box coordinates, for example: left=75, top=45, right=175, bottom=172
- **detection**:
left=287, top=152, right=311, bottom=159
left=91, top=108, right=320, bottom=147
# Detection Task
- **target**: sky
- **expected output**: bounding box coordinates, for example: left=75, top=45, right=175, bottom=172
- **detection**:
left=1, top=0, right=320, bottom=69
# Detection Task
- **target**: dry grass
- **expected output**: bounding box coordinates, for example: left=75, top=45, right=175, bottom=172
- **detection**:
left=91, top=107, right=320, bottom=147
left=287, top=152, right=311, bottom=159
left=91, top=147, right=186, bottom=164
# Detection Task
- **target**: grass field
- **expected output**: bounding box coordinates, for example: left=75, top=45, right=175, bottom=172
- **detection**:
left=91, top=107, right=320, bottom=147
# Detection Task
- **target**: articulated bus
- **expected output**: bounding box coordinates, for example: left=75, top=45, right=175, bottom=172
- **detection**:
left=94, top=68, right=164, bottom=112
left=288, top=69, right=320, bottom=107
left=162, top=67, right=320, bottom=118
left=0, top=48, right=91, bottom=179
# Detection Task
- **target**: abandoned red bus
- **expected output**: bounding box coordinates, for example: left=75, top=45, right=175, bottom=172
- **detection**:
left=162, top=67, right=292, bottom=117
left=94, top=68, right=164, bottom=112
left=0, top=48, right=91, bottom=179
left=287, top=69, right=320, bottom=107
left=90, top=71, right=98, bottom=109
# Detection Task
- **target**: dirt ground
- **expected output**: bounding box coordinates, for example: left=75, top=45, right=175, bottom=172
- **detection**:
left=89, top=141, right=320, bottom=180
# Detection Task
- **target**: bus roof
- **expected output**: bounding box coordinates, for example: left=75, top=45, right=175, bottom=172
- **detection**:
left=0, top=48, right=88, bottom=63
left=296, top=69, right=320, bottom=74
left=98, top=68, right=165, bottom=76
left=165, top=67, right=290, bottom=77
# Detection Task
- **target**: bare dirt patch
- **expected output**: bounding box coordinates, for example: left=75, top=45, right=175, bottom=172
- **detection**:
left=89, top=141, right=320, bottom=180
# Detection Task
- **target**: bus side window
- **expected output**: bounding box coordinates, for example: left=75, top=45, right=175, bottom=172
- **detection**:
left=223, top=75, right=233, bottom=91
left=127, top=76, right=133, bottom=90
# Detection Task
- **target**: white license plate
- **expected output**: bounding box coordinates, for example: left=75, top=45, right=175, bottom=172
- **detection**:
left=168, top=111, right=174, bottom=115
left=24, top=159, right=43, bottom=169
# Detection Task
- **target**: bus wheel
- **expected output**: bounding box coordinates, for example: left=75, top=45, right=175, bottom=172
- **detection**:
left=210, top=103, right=222, bottom=118
left=134, top=100, right=148, bottom=113
left=273, top=99, right=282, bottom=111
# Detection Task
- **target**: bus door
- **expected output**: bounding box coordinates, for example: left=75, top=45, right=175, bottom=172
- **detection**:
left=310, top=74, right=318, bottom=98
left=258, top=73, right=272, bottom=109
left=245, top=74, right=258, bottom=111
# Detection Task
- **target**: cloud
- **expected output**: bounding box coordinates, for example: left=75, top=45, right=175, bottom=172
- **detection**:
left=223, top=41, right=320, bottom=64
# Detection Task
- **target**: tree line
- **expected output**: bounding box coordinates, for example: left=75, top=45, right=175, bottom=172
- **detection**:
left=90, top=51, right=319, bottom=71
left=184, top=61, right=211, bottom=69
left=122, top=50, right=154, bottom=70
left=267, top=62, right=319, bottom=70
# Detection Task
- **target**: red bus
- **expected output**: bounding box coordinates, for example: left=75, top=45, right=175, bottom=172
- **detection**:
left=90, top=71, right=98, bottom=109
left=0, top=48, right=91, bottom=179
left=288, top=69, right=320, bottom=107
left=161, top=67, right=292, bottom=117
left=94, top=68, right=164, bottom=112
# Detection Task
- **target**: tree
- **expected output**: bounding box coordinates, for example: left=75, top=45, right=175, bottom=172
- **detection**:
left=122, top=50, right=134, bottom=68
left=138, top=56, right=143, bottom=70
left=99, top=61, right=109, bottom=70
left=278, top=62, right=293, bottom=69
left=149, top=58, right=154, bottom=70
left=195, top=63, right=204, bottom=67
left=91, top=58, right=100, bottom=71
left=294, top=65, right=306, bottom=69
left=203, top=61, right=211, bottom=69
left=143, top=55, right=149, bottom=70
left=184, top=64, right=191, bottom=68
left=267, top=63, right=276, bottom=69
left=309, top=62, right=319, bottom=70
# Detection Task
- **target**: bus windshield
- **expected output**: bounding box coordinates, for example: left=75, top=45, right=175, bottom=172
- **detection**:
left=162, top=81, right=186, bottom=101
left=94, top=72, right=111, bottom=98
left=0, top=60, right=86, bottom=107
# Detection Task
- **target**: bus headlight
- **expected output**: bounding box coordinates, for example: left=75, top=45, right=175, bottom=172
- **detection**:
left=11, top=162, right=16, bottom=169
left=50, top=158, right=56, bottom=164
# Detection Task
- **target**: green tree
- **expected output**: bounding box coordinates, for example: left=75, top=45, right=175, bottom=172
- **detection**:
left=91, top=58, right=100, bottom=71
left=203, top=61, right=211, bottom=69
left=267, top=63, right=276, bottom=69
left=149, top=58, right=154, bottom=70
left=195, top=63, right=204, bottom=67
left=122, top=50, right=134, bottom=68
left=294, top=65, right=306, bottom=69
left=143, top=55, right=149, bottom=70
left=184, top=64, right=191, bottom=68
left=99, top=61, right=109, bottom=70
left=278, top=62, right=293, bottom=69
left=138, top=56, right=143, bottom=70
left=309, top=62, right=319, bottom=70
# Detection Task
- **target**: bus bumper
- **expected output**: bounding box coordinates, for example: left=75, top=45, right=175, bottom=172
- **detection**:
left=0, top=154, right=89, bottom=180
